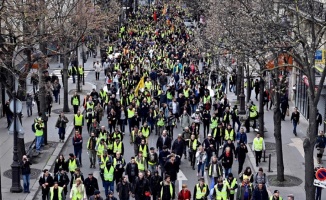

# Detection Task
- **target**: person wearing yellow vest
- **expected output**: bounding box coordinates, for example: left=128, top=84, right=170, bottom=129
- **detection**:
left=70, top=92, right=80, bottom=114
left=99, top=151, right=111, bottom=175
left=252, top=133, right=265, bottom=167
left=225, top=173, right=238, bottom=200
left=66, top=153, right=80, bottom=177
left=113, top=152, right=126, bottom=185
left=113, top=138, right=124, bottom=155
left=106, top=134, right=114, bottom=156
left=102, top=161, right=115, bottom=197
left=99, top=88, right=107, bottom=107
left=193, top=177, right=209, bottom=200
left=98, top=126, right=108, bottom=141
left=73, top=110, right=84, bottom=135
left=49, top=182, right=64, bottom=200
left=112, top=127, right=123, bottom=141
left=141, top=122, right=151, bottom=143
left=159, top=175, right=175, bottom=200
left=96, top=138, right=107, bottom=162
left=269, top=190, right=283, bottom=200
left=78, top=65, right=84, bottom=84
left=212, top=177, right=228, bottom=200
left=208, top=155, right=223, bottom=183
left=224, top=124, right=235, bottom=142
left=127, top=105, right=135, bottom=134
left=138, top=139, right=149, bottom=159
left=188, top=134, right=199, bottom=169
left=69, top=178, right=87, bottom=200
left=35, top=118, right=44, bottom=153
left=135, top=151, right=147, bottom=172
left=147, top=147, right=158, bottom=172
left=144, top=77, right=152, bottom=91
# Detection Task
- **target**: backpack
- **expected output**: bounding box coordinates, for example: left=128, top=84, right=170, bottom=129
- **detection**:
left=31, top=123, right=36, bottom=133
left=255, top=172, right=266, bottom=184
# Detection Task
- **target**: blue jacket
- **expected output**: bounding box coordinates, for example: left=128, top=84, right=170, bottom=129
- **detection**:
left=316, top=136, right=326, bottom=149
left=236, top=132, right=248, bottom=145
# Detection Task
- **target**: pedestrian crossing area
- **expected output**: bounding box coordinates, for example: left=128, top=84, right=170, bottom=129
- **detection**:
left=52, top=69, right=91, bottom=82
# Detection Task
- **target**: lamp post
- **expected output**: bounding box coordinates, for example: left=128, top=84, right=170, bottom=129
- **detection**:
left=239, top=59, right=246, bottom=114
left=9, top=87, right=23, bottom=193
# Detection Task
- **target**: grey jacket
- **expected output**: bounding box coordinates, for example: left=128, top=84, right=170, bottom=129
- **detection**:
left=180, top=114, right=190, bottom=129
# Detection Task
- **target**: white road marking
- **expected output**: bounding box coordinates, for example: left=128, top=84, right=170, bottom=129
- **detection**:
left=177, top=170, right=188, bottom=191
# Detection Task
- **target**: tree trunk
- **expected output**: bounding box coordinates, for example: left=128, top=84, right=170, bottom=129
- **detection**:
left=62, top=53, right=70, bottom=112
left=304, top=103, right=317, bottom=200
left=259, top=76, right=264, bottom=137
left=273, top=84, right=284, bottom=181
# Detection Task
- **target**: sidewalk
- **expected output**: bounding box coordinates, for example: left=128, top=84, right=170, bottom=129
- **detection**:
left=227, top=89, right=326, bottom=198
left=0, top=52, right=100, bottom=200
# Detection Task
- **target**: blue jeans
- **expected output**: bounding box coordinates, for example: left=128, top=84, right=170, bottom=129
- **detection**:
left=36, top=136, right=42, bottom=152
left=74, top=148, right=82, bottom=164
left=103, top=181, right=114, bottom=197
left=197, top=161, right=205, bottom=177
left=22, top=174, right=30, bottom=192
left=191, top=105, right=197, bottom=114
left=26, top=104, right=32, bottom=117
left=58, top=127, right=65, bottom=140
left=293, top=121, right=298, bottom=134
left=224, top=167, right=232, bottom=178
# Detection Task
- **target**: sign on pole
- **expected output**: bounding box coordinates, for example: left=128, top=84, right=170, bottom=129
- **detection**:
left=316, top=168, right=326, bottom=181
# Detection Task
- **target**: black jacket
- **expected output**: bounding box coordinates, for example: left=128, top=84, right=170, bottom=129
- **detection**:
left=235, top=145, right=248, bottom=161
left=133, top=177, right=151, bottom=196
left=172, top=139, right=186, bottom=155
left=116, top=181, right=132, bottom=199
left=159, top=181, right=175, bottom=200
left=39, top=174, right=54, bottom=191
left=164, top=161, right=179, bottom=182
left=21, top=160, right=32, bottom=175
left=156, top=136, right=172, bottom=150
left=150, top=174, right=163, bottom=196
left=84, top=177, right=99, bottom=196
left=54, top=172, right=70, bottom=188
left=125, top=162, right=139, bottom=178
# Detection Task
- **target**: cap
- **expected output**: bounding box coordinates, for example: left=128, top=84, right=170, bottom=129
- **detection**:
left=207, top=134, right=212, bottom=137
left=69, top=153, right=74, bottom=157
left=228, top=173, right=233, bottom=177
left=94, top=190, right=100, bottom=195
left=274, top=190, right=279, bottom=194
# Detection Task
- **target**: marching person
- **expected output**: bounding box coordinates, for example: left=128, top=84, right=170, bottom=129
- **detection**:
left=177, top=184, right=191, bottom=200
left=54, top=168, right=70, bottom=198
left=89, top=190, right=104, bottom=200
left=193, top=177, right=209, bottom=200
left=252, top=133, right=265, bottom=167
left=55, top=112, right=69, bottom=142
left=69, top=178, right=87, bottom=200
left=159, top=175, right=175, bottom=200
left=73, top=110, right=84, bottom=134
left=290, top=107, right=299, bottom=136
left=39, top=169, right=54, bottom=200
left=316, top=130, right=326, bottom=164
left=84, top=172, right=99, bottom=199
left=71, top=92, right=80, bottom=114
left=116, top=175, right=132, bottom=200
left=49, top=182, right=64, bottom=200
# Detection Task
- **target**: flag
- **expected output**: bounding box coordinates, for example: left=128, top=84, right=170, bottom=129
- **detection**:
left=135, top=76, right=145, bottom=96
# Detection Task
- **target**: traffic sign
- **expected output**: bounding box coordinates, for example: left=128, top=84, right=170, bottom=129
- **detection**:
left=314, top=179, right=326, bottom=189
left=9, top=99, right=22, bottom=113
left=316, top=168, right=326, bottom=181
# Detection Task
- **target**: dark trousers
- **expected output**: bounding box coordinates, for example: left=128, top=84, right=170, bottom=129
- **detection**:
left=41, top=188, right=50, bottom=200
left=73, top=105, right=79, bottom=114
left=203, top=123, right=209, bottom=138
left=95, top=72, right=100, bottom=80
left=238, top=159, right=245, bottom=174
left=255, top=151, right=262, bottom=166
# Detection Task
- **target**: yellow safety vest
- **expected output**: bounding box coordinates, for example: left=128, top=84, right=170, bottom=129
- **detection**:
left=50, top=186, right=63, bottom=200
left=145, top=81, right=152, bottom=90
left=139, top=145, right=148, bottom=158
left=157, top=117, right=165, bottom=126
left=214, top=184, right=228, bottom=200
left=224, top=129, right=234, bottom=141
left=141, top=127, right=150, bottom=138
left=68, top=159, right=77, bottom=172
left=72, top=97, right=79, bottom=105
left=225, top=178, right=237, bottom=195
left=127, top=109, right=135, bottom=118
left=74, top=115, right=83, bottom=126
left=203, top=96, right=211, bottom=104
left=86, top=102, right=94, bottom=111
left=196, top=184, right=208, bottom=199
left=113, top=142, right=122, bottom=153
left=107, top=141, right=113, bottom=150
left=71, top=184, right=85, bottom=200
left=100, top=155, right=110, bottom=169
left=136, top=157, right=145, bottom=171
left=253, top=137, right=263, bottom=151
left=97, top=143, right=105, bottom=156
left=210, top=118, right=218, bottom=129
left=208, top=163, right=222, bottom=177
left=189, top=139, right=197, bottom=150
left=103, top=166, right=115, bottom=181
left=167, top=91, right=173, bottom=100
left=35, top=123, right=43, bottom=137
left=183, top=89, right=189, bottom=98
left=160, top=182, right=173, bottom=199
left=78, top=67, right=83, bottom=75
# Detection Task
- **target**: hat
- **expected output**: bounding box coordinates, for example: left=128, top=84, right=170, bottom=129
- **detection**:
left=228, top=173, right=233, bottom=177
left=274, top=190, right=279, bottom=194
left=94, top=190, right=100, bottom=195
left=150, top=147, right=155, bottom=150
left=207, top=134, right=212, bottom=137
left=163, top=145, right=168, bottom=149
left=69, top=153, right=74, bottom=157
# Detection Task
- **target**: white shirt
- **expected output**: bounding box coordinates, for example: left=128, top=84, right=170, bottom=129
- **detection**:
left=172, top=102, right=177, bottom=114
left=94, top=63, right=102, bottom=72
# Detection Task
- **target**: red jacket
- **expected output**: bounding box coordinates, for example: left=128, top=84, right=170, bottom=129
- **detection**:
left=178, top=189, right=191, bottom=200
